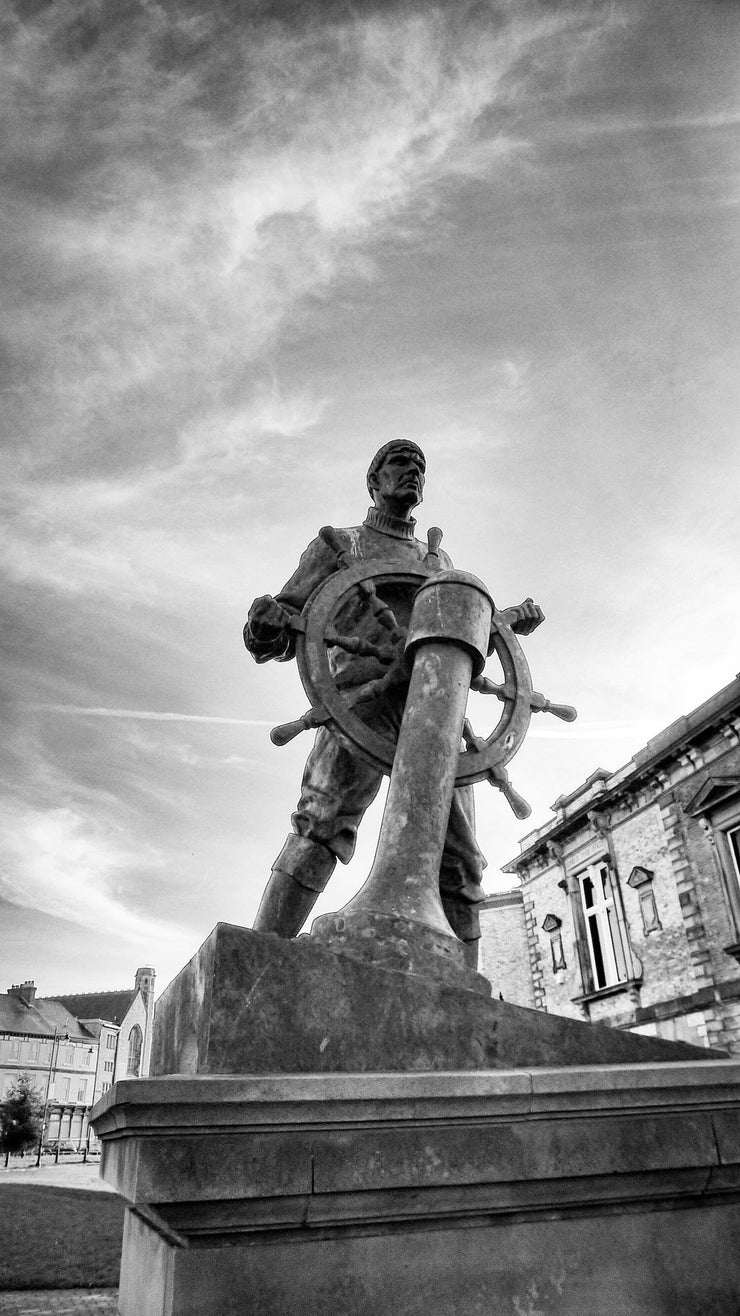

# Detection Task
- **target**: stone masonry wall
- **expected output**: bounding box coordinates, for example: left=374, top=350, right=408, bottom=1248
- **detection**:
left=610, top=800, right=696, bottom=1009
left=478, top=891, right=534, bottom=1008
left=519, top=860, right=574, bottom=1020
left=505, top=728, right=740, bottom=1054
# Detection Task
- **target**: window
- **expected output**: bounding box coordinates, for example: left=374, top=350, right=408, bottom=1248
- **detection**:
left=29, top=1041, right=41, bottom=1061
left=9, top=1038, right=22, bottom=1059
left=59, top=1077, right=70, bottom=1101
left=126, top=1025, right=143, bottom=1077
left=579, top=862, right=628, bottom=990
left=77, top=1082, right=87, bottom=1102
left=106, top=1034, right=116, bottom=1050
left=101, top=1082, right=111, bottom=1094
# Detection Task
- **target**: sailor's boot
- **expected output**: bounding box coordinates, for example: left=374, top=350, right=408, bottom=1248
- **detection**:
left=441, top=893, right=481, bottom=970
left=252, top=835, right=337, bottom=938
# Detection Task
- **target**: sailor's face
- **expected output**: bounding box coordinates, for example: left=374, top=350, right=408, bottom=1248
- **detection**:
left=374, top=449, right=425, bottom=509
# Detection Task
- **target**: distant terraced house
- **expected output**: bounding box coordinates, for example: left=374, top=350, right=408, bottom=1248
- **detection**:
left=0, top=966, right=155, bottom=1150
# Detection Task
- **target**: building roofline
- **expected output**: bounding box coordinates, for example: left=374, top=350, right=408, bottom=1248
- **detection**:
left=479, top=888, right=523, bottom=910
left=503, top=672, right=740, bottom=873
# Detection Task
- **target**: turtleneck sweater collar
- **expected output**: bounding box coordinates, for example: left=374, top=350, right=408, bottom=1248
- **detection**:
left=364, top=505, right=417, bottom=541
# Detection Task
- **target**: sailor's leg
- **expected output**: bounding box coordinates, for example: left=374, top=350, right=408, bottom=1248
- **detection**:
left=253, top=727, right=383, bottom=937
left=252, top=833, right=337, bottom=937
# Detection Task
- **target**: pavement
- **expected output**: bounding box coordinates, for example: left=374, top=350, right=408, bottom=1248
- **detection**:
left=0, top=1160, right=114, bottom=1192
left=0, top=1293, right=118, bottom=1315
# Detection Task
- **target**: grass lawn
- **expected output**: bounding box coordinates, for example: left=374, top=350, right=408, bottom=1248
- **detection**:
left=0, top=1185, right=125, bottom=1290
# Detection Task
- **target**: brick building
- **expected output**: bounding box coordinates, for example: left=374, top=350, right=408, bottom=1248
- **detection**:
left=490, top=674, right=740, bottom=1054
left=0, top=966, right=156, bottom=1149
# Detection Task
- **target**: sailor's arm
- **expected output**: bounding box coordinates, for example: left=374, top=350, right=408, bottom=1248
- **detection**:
left=499, top=597, right=545, bottom=636
left=243, top=533, right=338, bottom=663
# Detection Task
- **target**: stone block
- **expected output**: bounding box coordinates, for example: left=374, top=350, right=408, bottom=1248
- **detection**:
left=151, top=923, right=717, bottom=1076
left=114, top=1202, right=740, bottom=1316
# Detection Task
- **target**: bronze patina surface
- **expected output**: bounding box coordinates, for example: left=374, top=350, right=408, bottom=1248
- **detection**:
left=244, top=440, right=556, bottom=966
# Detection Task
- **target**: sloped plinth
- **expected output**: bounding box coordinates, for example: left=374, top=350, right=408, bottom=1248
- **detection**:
left=151, top=922, right=718, bottom=1076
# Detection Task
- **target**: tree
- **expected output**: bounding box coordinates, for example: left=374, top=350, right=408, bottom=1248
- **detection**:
left=0, top=1073, right=43, bottom=1160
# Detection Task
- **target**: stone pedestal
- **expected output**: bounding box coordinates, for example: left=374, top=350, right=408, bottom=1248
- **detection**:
left=90, top=924, right=740, bottom=1313
left=93, top=1061, right=740, bottom=1316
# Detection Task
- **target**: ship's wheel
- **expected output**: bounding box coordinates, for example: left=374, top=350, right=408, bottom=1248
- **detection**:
left=269, top=527, right=576, bottom=819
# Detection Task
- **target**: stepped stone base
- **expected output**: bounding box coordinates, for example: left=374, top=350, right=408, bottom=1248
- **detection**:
left=89, top=922, right=740, bottom=1313
left=92, top=1062, right=740, bottom=1316
left=151, top=922, right=718, bottom=1075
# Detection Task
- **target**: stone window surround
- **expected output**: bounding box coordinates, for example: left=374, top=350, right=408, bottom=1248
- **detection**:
left=578, top=858, right=632, bottom=991
left=627, top=865, right=662, bottom=935
left=554, top=847, right=641, bottom=1009
left=541, top=913, right=566, bottom=973
left=685, top=774, right=740, bottom=964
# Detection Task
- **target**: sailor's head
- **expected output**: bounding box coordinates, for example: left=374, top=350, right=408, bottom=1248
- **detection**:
left=366, top=439, right=426, bottom=513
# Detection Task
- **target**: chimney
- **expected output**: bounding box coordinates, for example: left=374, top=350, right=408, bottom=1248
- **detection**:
left=7, top=981, right=37, bottom=1004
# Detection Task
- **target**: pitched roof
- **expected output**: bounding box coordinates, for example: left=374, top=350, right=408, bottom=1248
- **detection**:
left=0, top=994, right=93, bottom=1040
left=49, top=990, right=137, bottom=1027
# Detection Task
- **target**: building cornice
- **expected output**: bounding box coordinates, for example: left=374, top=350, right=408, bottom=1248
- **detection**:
left=503, top=673, right=740, bottom=875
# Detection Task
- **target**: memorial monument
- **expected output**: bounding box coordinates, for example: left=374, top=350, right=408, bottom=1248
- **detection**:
left=91, top=443, right=740, bottom=1315
left=244, top=438, right=549, bottom=968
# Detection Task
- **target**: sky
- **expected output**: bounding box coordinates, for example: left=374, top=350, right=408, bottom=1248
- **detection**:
left=1, top=0, right=738, bottom=999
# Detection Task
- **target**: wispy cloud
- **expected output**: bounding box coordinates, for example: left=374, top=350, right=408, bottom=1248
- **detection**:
left=0, top=800, right=186, bottom=947
left=2, top=3, right=609, bottom=609
left=3, top=0, right=736, bottom=994
left=2, top=1, right=612, bottom=469
left=33, top=705, right=274, bottom=726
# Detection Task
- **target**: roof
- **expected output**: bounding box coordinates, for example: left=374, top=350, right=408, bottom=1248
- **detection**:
left=49, top=990, right=137, bottom=1027
left=0, top=995, right=93, bottom=1041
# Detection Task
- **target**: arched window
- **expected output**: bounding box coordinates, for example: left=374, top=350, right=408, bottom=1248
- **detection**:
left=126, top=1025, right=143, bottom=1076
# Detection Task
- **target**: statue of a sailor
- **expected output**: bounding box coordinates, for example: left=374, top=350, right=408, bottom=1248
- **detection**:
left=244, top=440, right=543, bottom=966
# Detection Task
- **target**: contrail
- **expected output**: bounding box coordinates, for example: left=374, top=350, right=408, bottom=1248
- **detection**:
left=33, top=704, right=275, bottom=726
left=33, top=705, right=655, bottom=741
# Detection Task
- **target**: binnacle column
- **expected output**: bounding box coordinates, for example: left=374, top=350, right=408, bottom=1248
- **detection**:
left=311, top=570, right=493, bottom=992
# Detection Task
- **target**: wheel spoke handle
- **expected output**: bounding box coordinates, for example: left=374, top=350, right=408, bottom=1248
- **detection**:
left=486, top=763, right=532, bottom=819
left=529, top=691, right=577, bottom=721
left=319, top=525, right=352, bottom=569
left=462, top=720, right=531, bottom=818
left=270, top=706, right=330, bottom=746
left=471, top=675, right=516, bottom=701
left=424, top=526, right=443, bottom=564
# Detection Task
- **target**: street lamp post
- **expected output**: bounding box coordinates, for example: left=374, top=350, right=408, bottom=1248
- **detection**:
left=35, top=1028, right=68, bottom=1167
left=82, top=1046, right=95, bottom=1160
